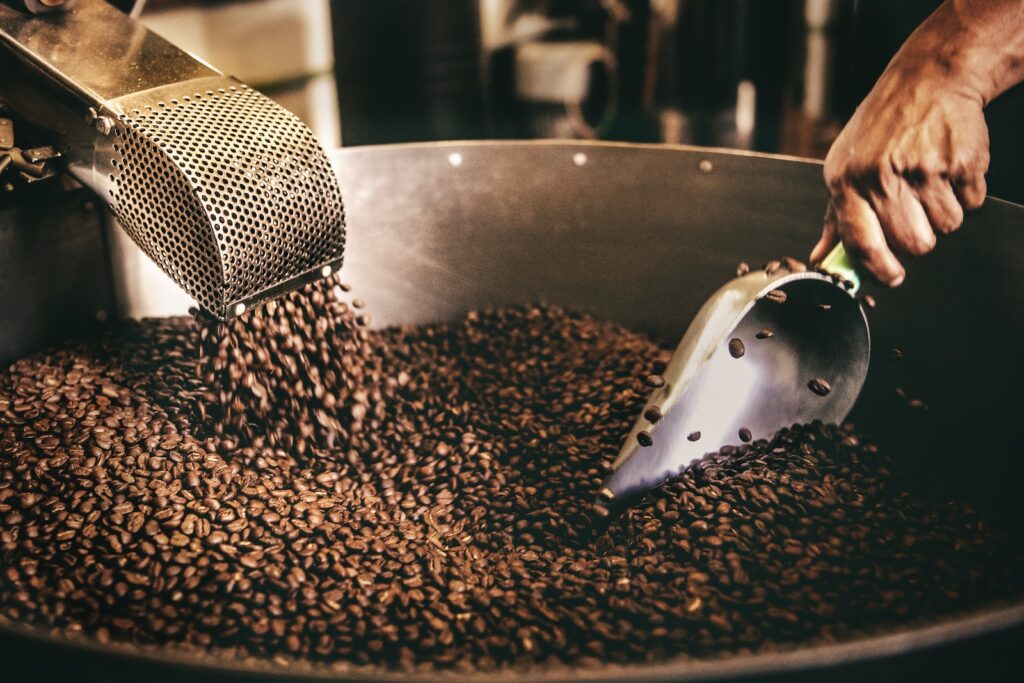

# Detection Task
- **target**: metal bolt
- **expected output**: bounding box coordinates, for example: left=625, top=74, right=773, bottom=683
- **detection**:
left=698, top=159, right=714, bottom=173
left=94, top=116, right=115, bottom=136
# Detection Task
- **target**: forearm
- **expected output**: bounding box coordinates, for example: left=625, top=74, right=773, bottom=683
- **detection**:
left=891, top=0, right=1024, bottom=104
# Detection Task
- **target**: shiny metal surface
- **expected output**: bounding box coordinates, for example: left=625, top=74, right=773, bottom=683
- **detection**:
left=599, top=269, right=870, bottom=507
left=0, top=0, right=346, bottom=318
left=0, top=0, right=215, bottom=101
left=1, top=141, right=1022, bottom=681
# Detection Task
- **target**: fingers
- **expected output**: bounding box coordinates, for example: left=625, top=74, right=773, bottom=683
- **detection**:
left=953, top=173, right=987, bottom=211
left=810, top=203, right=840, bottom=264
left=870, top=180, right=935, bottom=257
left=915, top=176, right=963, bottom=234
left=832, top=189, right=906, bottom=287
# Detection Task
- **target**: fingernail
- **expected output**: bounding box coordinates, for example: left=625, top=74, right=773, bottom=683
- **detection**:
left=889, top=272, right=905, bottom=287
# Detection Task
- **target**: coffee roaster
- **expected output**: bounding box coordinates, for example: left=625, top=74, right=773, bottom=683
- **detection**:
left=0, top=1, right=1022, bottom=680
left=1, top=138, right=1021, bottom=682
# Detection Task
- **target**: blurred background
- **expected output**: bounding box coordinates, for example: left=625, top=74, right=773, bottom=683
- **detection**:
left=134, top=0, right=1020, bottom=202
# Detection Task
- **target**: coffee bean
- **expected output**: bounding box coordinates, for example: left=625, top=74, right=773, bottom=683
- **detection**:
left=736, top=262, right=750, bottom=277
left=637, top=431, right=653, bottom=447
left=645, top=374, right=666, bottom=388
left=738, top=428, right=752, bottom=443
left=0, top=275, right=1018, bottom=674
left=862, top=295, right=877, bottom=309
left=728, top=338, right=745, bottom=359
left=783, top=256, right=807, bottom=273
left=687, top=431, right=702, bottom=442
left=755, top=329, right=773, bottom=340
left=808, top=377, right=832, bottom=396
left=817, top=304, right=831, bottom=312
left=643, top=406, right=663, bottom=423
left=763, top=289, right=787, bottom=304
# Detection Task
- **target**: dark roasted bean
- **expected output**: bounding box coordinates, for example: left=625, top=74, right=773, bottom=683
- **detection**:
left=808, top=377, right=832, bottom=396
left=763, top=289, right=787, bottom=304
left=755, top=329, right=774, bottom=340
left=728, top=338, right=745, bottom=359
left=0, top=274, right=1018, bottom=675
left=643, top=406, right=663, bottom=423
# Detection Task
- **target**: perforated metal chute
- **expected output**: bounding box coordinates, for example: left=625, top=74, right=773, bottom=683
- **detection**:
left=104, top=83, right=346, bottom=318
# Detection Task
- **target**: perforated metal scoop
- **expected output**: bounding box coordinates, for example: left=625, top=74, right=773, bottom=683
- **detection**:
left=596, top=245, right=869, bottom=512
left=0, top=0, right=345, bottom=318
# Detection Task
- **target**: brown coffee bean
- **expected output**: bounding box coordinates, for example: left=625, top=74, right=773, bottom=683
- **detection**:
left=738, top=428, right=752, bottom=443
left=645, top=374, right=666, bottom=388
left=728, top=338, right=745, bottom=359
left=0, top=274, right=1016, bottom=674
left=637, top=431, right=653, bottom=447
left=763, top=289, right=787, bottom=304
left=755, top=329, right=773, bottom=340
left=808, top=378, right=832, bottom=396
left=687, top=431, right=701, bottom=442
left=643, top=406, right=663, bottom=423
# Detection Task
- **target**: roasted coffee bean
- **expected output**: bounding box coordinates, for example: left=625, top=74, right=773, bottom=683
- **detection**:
left=738, top=427, right=752, bottom=442
left=0, top=274, right=1019, bottom=675
left=763, top=260, right=782, bottom=276
left=687, top=431, right=702, bottom=442
left=728, top=338, right=745, bottom=359
left=862, top=294, right=877, bottom=309
left=736, top=262, right=750, bottom=277
left=645, top=374, right=666, bottom=388
left=783, top=256, right=807, bottom=273
left=808, top=377, right=832, bottom=396
left=755, top=329, right=774, bottom=340
left=643, top=406, right=663, bottom=423
left=637, top=431, right=654, bottom=447
left=763, top=289, right=787, bottom=304
left=817, top=303, right=832, bottom=312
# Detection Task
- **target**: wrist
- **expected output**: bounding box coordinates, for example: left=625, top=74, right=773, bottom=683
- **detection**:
left=894, top=0, right=1024, bottom=106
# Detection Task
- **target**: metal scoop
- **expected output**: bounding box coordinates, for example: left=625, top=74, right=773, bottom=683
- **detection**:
left=596, top=245, right=869, bottom=512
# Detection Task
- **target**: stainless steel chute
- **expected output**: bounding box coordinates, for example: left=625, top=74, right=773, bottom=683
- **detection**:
left=0, top=0, right=345, bottom=318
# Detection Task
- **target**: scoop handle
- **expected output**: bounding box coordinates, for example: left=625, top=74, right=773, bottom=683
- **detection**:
left=820, top=243, right=861, bottom=295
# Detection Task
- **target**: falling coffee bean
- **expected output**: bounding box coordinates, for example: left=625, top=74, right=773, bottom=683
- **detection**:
left=808, top=377, right=832, bottom=396
left=755, top=329, right=774, bottom=340
left=637, top=431, right=654, bottom=447
left=728, top=338, right=745, bottom=359
left=764, top=289, right=787, bottom=304
left=861, top=294, right=877, bottom=309
left=738, top=427, right=752, bottom=443
left=687, top=431, right=702, bottom=442
left=736, top=262, right=750, bottom=277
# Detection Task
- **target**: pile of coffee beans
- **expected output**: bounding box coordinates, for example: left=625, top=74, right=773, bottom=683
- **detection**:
left=0, top=275, right=1021, bottom=674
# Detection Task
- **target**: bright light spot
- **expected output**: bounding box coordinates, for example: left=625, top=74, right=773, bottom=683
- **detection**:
left=573, top=152, right=587, bottom=167
left=448, top=152, right=463, bottom=167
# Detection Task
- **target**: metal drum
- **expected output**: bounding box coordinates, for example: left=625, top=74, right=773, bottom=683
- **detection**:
left=2, top=141, right=1022, bottom=681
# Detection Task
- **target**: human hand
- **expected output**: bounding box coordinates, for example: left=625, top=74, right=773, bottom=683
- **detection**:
left=811, top=62, right=989, bottom=286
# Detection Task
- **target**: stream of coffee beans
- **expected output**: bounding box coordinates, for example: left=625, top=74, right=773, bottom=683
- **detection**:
left=0, top=275, right=1021, bottom=673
